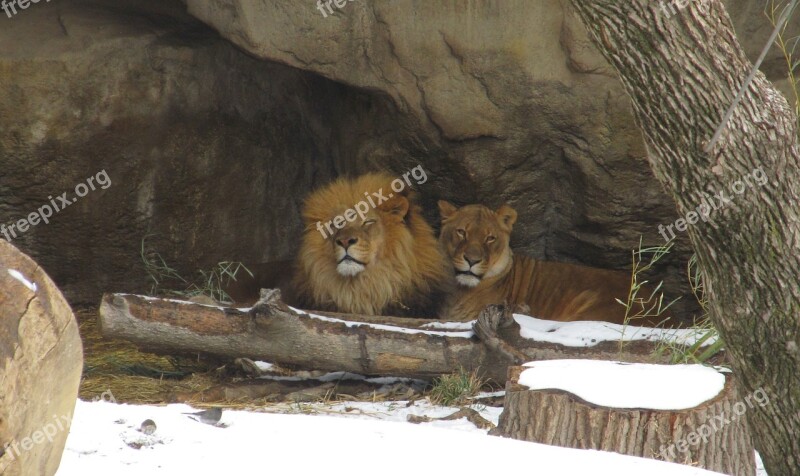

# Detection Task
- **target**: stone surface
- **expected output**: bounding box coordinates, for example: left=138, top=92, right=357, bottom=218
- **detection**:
left=1, top=0, right=796, bottom=313
left=0, top=240, right=83, bottom=476
left=0, top=0, right=344, bottom=303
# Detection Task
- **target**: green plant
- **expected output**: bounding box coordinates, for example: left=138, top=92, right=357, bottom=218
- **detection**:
left=617, top=238, right=680, bottom=353
left=140, top=235, right=253, bottom=304
left=654, top=254, right=724, bottom=364
left=140, top=235, right=186, bottom=297
left=428, top=367, right=486, bottom=407
left=766, top=0, right=800, bottom=132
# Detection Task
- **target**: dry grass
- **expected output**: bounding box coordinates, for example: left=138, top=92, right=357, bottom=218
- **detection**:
left=77, top=307, right=218, bottom=405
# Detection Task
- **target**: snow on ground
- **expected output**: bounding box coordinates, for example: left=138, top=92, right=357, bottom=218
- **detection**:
left=518, top=360, right=726, bottom=410
left=57, top=399, right=732, bottom=476
left=512, top=314, right=718, bottom=347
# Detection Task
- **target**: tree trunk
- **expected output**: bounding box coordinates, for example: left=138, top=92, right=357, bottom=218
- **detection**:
left=98, top=291, right=677, bottom=382
left=494, top=365, right=755, bottom=475
left=567, top=1, right=800, bottom=474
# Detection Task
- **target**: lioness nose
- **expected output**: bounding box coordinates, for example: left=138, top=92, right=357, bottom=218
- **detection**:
left=336, top=236, right=359, bottom=249
left=464, top=255, right=482, bottom=267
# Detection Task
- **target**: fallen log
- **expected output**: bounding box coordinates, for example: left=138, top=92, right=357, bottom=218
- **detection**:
left=99, top=289, right=708, bottom=381
left=493, top=361, right=756, bottom=475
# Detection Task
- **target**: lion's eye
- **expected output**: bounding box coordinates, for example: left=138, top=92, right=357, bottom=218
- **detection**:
left=363, top=219, right=376, bottom=227
left=486, top=235, right=496, bottom=244
left=456, top=229, right=466, bottom=238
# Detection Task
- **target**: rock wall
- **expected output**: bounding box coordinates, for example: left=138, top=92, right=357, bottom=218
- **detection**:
left=0, top=0, right=795, bottom=312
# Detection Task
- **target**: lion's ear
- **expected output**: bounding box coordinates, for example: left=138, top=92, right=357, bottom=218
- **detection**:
left=496, top=204, right=517, bottom=231
left=438, top=200, right=458, bottom=221
left=382, top=195, right=410, bottom=218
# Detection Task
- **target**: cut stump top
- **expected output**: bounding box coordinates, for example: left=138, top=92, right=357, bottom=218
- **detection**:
left=516, top=360, right=726, bottom=410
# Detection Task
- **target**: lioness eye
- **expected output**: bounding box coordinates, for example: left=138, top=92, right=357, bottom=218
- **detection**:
left=486, top=235, right=496, bottom=243
left=363, top=219, right=376, bottom=227
left=456, top=229, right=466, bottom=238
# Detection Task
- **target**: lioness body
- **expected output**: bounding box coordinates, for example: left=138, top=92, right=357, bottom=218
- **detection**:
left=292, top=173, right=452, bottom=317
left=442, top=253, right=642, bottom=324
left=438, top=201, right=673, bottom=326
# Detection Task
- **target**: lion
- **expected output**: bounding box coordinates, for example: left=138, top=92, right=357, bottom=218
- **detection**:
left=291, top=173, right=453, bottom=317
left=437, top=201, right=677, bottom=326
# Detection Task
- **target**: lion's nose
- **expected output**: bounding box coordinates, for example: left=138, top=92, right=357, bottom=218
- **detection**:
left=336, top=236, right=359, bottom=249
left=464, top=255, right=482, bottom=267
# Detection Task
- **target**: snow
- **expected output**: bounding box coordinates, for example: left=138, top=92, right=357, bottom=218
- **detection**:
left=513, top=313, right=719, bottom=348
left=289, top=306, right=475, bottom=338
left=56, top=399, right=728, bottom=476
left=7, top=268, right=37, bottom=292
left=519, top=360, right=726, bottom=410
left=252, top=360, right=274, bottom=372
left=420, top=320, right=474, bottom=330
left=124, top=294, right=718, bottom=348
left=292, top=308, right=718, bottom=347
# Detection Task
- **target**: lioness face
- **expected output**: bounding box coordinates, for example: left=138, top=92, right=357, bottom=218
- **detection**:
left=324, top=196, right=410, bottom=277
left=438, top=201, right=517, bottom=287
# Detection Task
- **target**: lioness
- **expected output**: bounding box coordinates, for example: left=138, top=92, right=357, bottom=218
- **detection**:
left=437, top=201, right=675, bottom=326
left=292, top=173, right=453, bottom=317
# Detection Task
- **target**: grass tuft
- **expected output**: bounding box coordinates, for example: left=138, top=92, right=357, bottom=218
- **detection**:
left=653, top=254, right=724, bottom=364
left=617, top=238, right=679, bottom=353
left=428, top=367, right=486, bottom=407
left=140, top=235, right=253, bottom=304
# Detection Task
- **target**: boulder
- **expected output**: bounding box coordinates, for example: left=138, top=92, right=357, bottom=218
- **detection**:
left=0, top=240, right=83, bottom=475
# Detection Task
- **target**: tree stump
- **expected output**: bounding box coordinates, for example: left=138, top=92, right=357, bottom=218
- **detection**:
left=0, top=240, right=84, bottom=476
left=494, top=360, right=756, bottom=476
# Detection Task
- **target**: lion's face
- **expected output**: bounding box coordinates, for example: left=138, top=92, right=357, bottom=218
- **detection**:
left=438, top=201, right=517, bottom=287
left=294, top=173, right=450, bottom=316
left=308, top=195, right=410, bottom=277
left=327, top=205, right=401, bottom=277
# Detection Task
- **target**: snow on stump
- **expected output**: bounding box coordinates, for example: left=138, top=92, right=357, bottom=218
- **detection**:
left=493, top=360, right=756, bottom=476
left=0, top=240, right=83, bottom=476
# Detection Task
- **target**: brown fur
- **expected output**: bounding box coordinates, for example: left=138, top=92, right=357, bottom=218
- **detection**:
left=292, top=173, right=453, bottom=317
left=437, top=201, right=675, bottom=326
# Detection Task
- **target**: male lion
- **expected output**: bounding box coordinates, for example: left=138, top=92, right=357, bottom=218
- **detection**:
left=437, top=201, right=676, bottom=326
left=292, top=173, right=453, bottom=317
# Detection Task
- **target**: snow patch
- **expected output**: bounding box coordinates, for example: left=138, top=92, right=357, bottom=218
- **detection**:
left=290, top=307, right=474, bottom=338
left=7, top=268, right=37, bottom=292
left=514, top=314, right=719, bottom=348
left=519, top=360, right=726, bottom=410
left=58, top=399, right=727, bottom=476
left=253, top=361, right=275, bottom=372
left=421, top=320, right=475, bottom=330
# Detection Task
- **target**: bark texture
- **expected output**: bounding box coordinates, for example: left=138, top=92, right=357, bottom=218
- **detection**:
left=98, top=291, right=675, bottom=382
left=495, top=366, right=755, bottom=475
left=567, top=1, right=800, bottom=474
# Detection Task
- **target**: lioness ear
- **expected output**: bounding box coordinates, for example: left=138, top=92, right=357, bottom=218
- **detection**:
left=382, top=195, right=410, bottom=218
left=496, top=204, right=517, bottom=230
left=438, top=200, right=458, bottom=221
